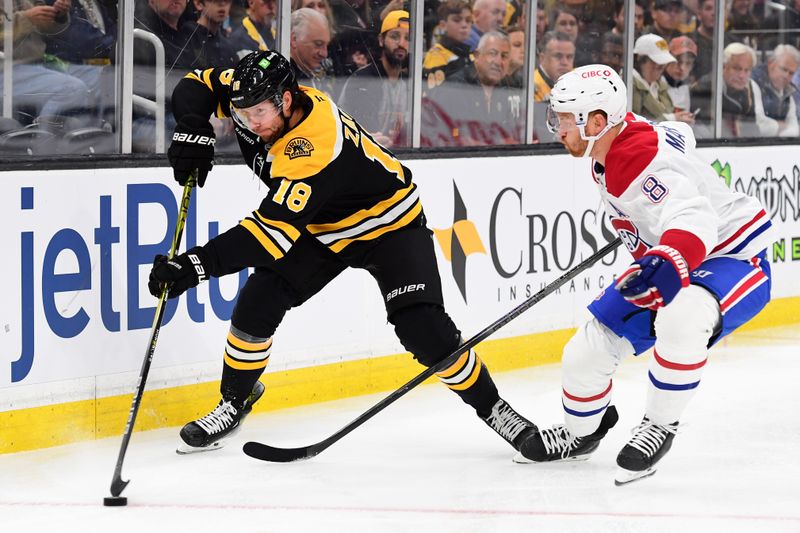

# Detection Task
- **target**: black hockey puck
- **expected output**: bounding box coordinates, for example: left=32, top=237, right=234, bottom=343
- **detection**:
left=103, top=496, right=128, bottom=507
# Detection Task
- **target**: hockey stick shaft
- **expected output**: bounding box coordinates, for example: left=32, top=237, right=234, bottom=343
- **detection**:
left=243, top=237, right=623, bottom=462
left=109, top=178, right=195, bottom=497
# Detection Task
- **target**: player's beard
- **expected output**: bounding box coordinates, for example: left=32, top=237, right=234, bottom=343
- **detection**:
left=258, top=122, right=284, bottom=145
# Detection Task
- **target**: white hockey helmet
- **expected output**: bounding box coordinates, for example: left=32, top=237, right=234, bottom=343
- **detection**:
left=546, top=64, right=627, bottom=156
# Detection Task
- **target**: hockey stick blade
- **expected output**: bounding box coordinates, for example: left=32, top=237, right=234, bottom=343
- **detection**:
left=244, top=238, right=623, bottom=463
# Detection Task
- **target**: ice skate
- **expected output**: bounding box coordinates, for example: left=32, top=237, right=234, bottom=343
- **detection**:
left=481, top=398, right=539, bottom=458
left=513, top=405, right=619, bottom=463
left=614, top=417, right=679, bottom=485
left=176, top=381, right=266, bottom=454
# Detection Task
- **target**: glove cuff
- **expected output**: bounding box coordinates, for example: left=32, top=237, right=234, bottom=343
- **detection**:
left=185, top=246, right=210, bottom=282
left=646, top=245, right=690, bottom=288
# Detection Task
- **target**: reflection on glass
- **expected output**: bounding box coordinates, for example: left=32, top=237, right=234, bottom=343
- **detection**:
left=0, top=0, right=117, bottom=156
left=421, top=0, right=525, bottom=147
left=338, top=9, right=410, bottom=147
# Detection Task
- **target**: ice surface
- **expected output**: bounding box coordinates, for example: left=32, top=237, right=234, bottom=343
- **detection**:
left=1, top=327, right=799, bottom=532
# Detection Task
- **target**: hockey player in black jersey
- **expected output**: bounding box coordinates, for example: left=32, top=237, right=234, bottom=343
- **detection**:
left=151, top=50, right=542, bottom=460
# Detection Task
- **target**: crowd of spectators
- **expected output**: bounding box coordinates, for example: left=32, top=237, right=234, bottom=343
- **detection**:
left=2, top=0, right=800, bottom=155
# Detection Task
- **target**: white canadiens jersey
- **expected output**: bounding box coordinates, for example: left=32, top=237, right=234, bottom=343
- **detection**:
left=591, top=113, right=772, bottom=266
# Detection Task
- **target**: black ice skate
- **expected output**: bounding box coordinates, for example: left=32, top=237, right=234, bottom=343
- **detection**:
left=481, top=398, right=539, bottom=458
left=176, top=381, right=266, bottom=454
left=513, top=405, right=619, bottom=464
left=614, top=417, right=679, bottom=486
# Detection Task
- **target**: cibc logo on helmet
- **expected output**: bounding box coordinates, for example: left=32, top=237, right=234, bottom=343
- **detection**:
left=581, top=68, right=613, bottom=79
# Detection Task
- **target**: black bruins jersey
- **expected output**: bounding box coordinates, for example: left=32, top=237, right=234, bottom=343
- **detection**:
left=172, top=68, right=423, bottom=274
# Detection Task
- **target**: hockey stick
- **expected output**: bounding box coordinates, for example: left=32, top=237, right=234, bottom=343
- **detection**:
left=243, top=237, right=623, bottom=463
left=106, top=177, right=196, bottom=505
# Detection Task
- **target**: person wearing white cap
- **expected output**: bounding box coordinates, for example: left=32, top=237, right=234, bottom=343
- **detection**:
left=631, top=34, right=694, bottom=125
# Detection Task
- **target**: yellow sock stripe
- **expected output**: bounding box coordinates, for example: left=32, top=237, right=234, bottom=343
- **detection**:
left=328, top=202, right=422, bottom=253
left=224, top=352, right=270, bottom=371
left=240, top=219, right=285, bottom=260
left=227, top=332, right=273, bottom=352
left=446, top=360, right=483, bottom=391
left=435, top=350, right=470, bottom=380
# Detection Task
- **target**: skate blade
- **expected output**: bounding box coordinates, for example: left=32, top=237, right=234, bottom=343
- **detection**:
left=512, top=452, right=592, bottom=464
left=614, top=466, right=657, bottom=486
left=176, top=439, right=228, bottom=455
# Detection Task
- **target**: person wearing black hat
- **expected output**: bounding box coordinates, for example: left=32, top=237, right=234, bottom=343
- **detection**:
left=643, top=0, right=683, bottom=42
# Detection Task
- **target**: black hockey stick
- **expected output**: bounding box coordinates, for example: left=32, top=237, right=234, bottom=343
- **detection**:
left=243, top=237, right=623, bottom=463
left=106, top=177, right=196, bottom=505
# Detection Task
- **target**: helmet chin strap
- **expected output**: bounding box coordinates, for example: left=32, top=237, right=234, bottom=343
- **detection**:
left=578, top=121, right=616, bottom=158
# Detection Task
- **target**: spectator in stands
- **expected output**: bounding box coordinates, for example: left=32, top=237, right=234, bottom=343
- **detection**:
left=763, top=0, right=800, bottom=50
left=423, top=0, right=473, bottom=90
left=506, top=25, right=525, bottom=88
left=610, top=0, right=645, bottom=38
left=535, top=1, right=547, bottom=46
left=632, top=33, right=695, bottom=124
left=465, top=0, right=506, bottom=51
left=188, top=0, right=239, bottom=67
left=794, top=67, right=800, bottom=122
left=727, top=0, right=761, bottom=49
left=430, top=31, right=521, bottom=145
left=752, top=44, right=800, bottom=136
left=689, top=0, right=716, bottom=79
left=664, top=36, right=698, bottom=112
left=290, top=7, right=338, bottom=96
left=534, top=31, right=575, bottom=102
left=339, top=10, right=409, bottom=146
left=328, top=0, right=377, bottom=76
left=643, top=0, right=683, bottom=42
left=716, top=42, right=775, bottom=137
left=134, top=0, right=198, bottom=68
left=44, top=0, right=116, bottom=68
left=292, top=0, right=337, bottom=36
left=503, top=0, right=523, bottom=29
left=229, top=0, right=276, bottom=57
left=549, top=6, right=578, bottom=43
left=600, top=32, right=624, bottom=75
left=43, top=0, right=117, bottom=122
left=0, top=0, right=91, bottom=123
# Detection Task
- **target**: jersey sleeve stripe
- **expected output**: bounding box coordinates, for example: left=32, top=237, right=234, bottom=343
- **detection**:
left=240, top=218, right=287, bottom=260
left=248, top=214, right=296, bottom=250
left=254, top=211, right=301, bottom=241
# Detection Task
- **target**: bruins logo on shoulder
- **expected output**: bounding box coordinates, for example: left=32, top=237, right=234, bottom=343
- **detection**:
left=285, top=137, right=314, bottom=159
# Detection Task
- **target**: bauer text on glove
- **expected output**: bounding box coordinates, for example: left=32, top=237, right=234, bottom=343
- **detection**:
left=148, top=247, right=211, bottom=299
left=168, top=114, right=215, bottom=187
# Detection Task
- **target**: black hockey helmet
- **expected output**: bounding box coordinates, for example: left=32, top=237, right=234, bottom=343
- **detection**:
left=229, top=50, right=298, bottom=110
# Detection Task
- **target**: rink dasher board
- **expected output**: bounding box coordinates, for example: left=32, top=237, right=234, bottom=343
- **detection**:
left=1, top=146, right=798, bottom=453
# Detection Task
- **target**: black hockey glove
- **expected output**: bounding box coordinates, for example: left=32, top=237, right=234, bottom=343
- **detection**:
left=168, top=114, right=216, bottom=187
left=148, top=247, right=210, bottom=299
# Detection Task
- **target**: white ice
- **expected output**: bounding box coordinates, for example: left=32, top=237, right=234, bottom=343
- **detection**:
left=1, top=326, right=799, bottom=533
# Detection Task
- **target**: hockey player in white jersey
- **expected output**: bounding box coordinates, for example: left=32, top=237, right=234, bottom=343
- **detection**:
left=518, top=64, right=773, bottom=485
